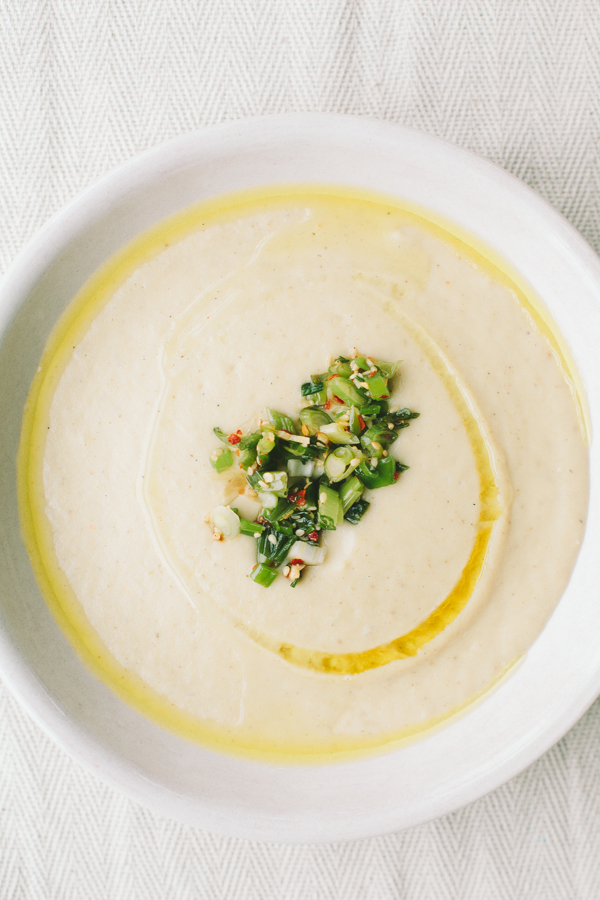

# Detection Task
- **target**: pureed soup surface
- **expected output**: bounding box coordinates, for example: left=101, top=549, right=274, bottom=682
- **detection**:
left=19, top=189, right=589, bottom=760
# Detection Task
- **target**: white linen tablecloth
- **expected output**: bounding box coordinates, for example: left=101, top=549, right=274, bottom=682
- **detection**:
left=1, top=2, right=600, bottom=897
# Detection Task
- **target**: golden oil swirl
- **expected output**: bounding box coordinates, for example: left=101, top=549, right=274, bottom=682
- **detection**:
left=242, top=311, right=505, bottom=675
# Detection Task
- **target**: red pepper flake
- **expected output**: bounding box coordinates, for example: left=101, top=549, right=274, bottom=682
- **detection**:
left=289, top=488, right=306, bottom=507
left=380, top=394, right=389, bottom=399
left=323, top=400, right=331, bottom=410
left=393, top=471, right=400, bottom=481
left=227, top=433, right=242, bottom=444
left=290, top=558, right=304, bottom=566
left=327, top=374, right=337, bottom=381
left=333, top=395, right=344, bottom=404
left=358, top=415, right=365, bottom=430
left=307, top=531, right=319, bottom=542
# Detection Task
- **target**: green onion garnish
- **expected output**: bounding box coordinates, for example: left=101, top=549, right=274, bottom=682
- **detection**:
left=355, top=456, right=398, bottom=489
left=267, top=408, right=297, bottom=434
left=250, top=563, right=279, bottom=587
left=206, top=352, right=419, bottom=586
left=299, top=408, right=333, bottom=434
left=344, top=498, right=371, bottom=524
left=209, top=448, right=234, bottom=472
left=339, top=475, right=364, bottom=514
left=301, top=381, right=324, bottom=396
left=318, top=484, right=342, bottom=531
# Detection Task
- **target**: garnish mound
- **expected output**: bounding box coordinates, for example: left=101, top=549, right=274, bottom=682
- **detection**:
left=207, top=352, right=419, bottom=587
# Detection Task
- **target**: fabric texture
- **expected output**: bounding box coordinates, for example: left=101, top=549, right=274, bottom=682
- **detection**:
left=1, top=1, right=600, bottom=897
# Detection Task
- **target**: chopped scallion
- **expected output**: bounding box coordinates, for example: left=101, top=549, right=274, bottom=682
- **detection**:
left=257, top=491, right=278, bottom=509
left=207, top=350, right=418, bottom=586
left=355, top=456, right=397, bottom=489
left=231, top=511, right=265, bottom=537
left=364, top=372, right=389, bottom=400
left=374, top=359, right=399, bottom=379
left=319, top=422, right=359, bottom=445
left=318, top=484, right=342, bottom=531
left=286, top=541, right=326, bottom=566
left=257, top=529, right=295, bottom=566
left=208, top=506, right=240, bottom=539
left=327, top=375, right=369, bottom=407
left=339, top=475, right=364, bottom=514
left=267, top=408, right=297, bottom=434
left=250, top=563, right=279, bottom=587
left=210, top=448, right=234, bottom=472
left=344, top=499, right=370, bottom=524
left=299, top=407, right=333, bottom=434
left=324, top=446, right=355, bottom=482
left=301, top=381, right=325, bottom=396
left=287, top=459, right=316, bottom=478
left=264, top=498, right=297, bottom=524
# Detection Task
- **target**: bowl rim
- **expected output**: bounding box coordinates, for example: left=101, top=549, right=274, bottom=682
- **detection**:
left=2, top=112, right=600, bottom=842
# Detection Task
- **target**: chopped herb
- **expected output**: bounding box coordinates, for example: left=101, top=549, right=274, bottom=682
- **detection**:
left=344, top=498, right=371, bottom=524
left=301, top=381, right=325, bottom=396
left=257, top=528, right=295, bottom=566
left=206, top=352, right=418, bottom=586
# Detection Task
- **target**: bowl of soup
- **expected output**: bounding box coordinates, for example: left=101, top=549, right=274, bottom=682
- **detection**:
left=1, top=114, right=599, bottom=842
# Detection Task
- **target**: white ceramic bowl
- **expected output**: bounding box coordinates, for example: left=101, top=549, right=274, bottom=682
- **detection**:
left=1, top=114, right=600, bottom=843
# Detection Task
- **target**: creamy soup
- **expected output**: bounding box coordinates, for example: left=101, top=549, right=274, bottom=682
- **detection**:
left=19, top=190, right=589, bottom=760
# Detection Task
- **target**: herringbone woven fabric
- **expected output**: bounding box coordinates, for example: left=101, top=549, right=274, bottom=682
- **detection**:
left=2, top=1, right=600, bottom=898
